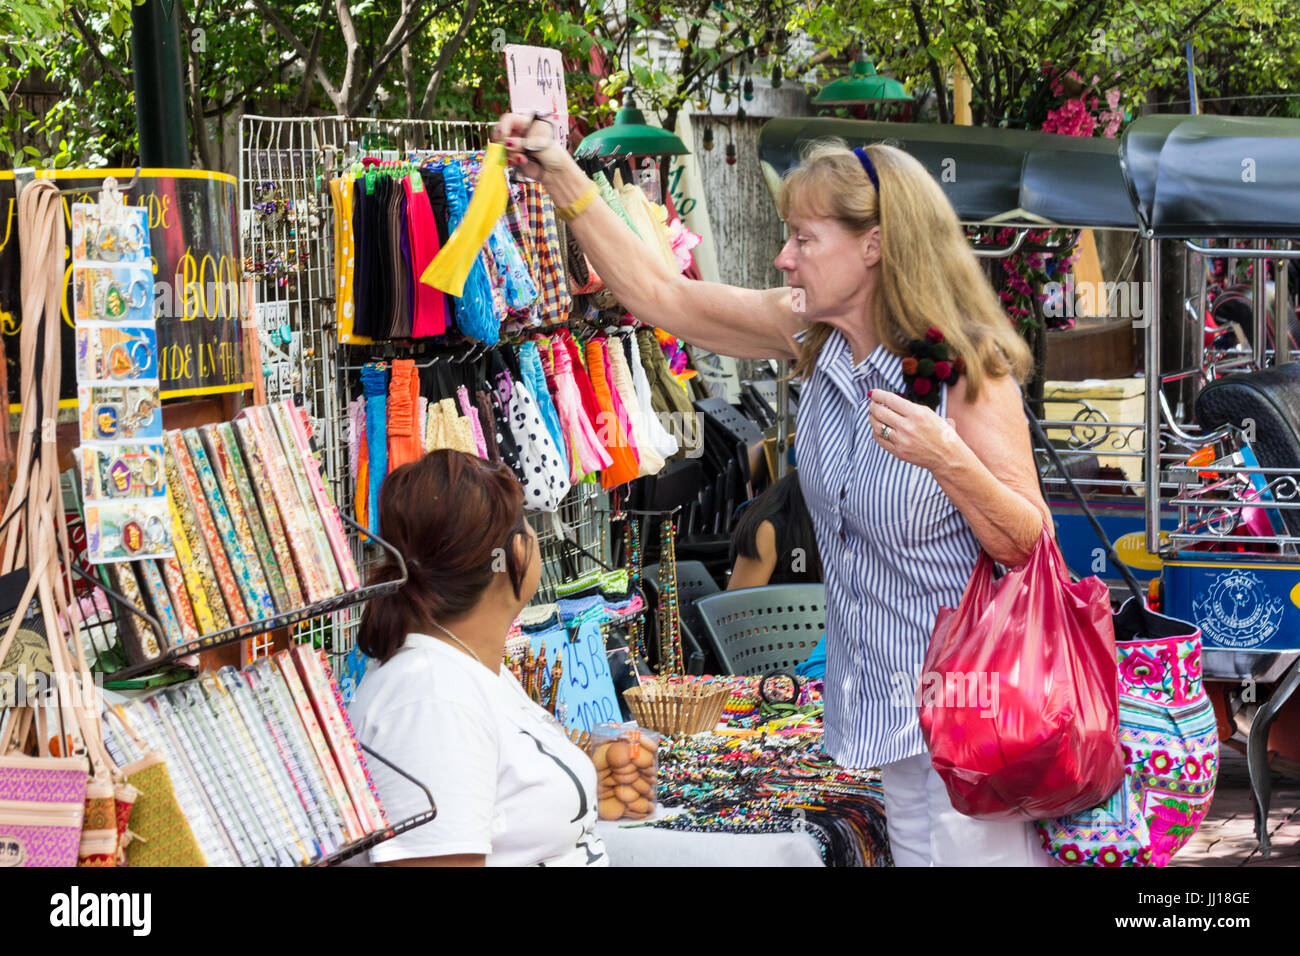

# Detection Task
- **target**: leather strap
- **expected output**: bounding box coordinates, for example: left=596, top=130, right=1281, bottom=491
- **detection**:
left=0, top=179, right=117, bottom=781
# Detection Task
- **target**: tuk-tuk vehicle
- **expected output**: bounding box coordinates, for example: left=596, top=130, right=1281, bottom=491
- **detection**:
left=759, top=114, right=1300, bottom=855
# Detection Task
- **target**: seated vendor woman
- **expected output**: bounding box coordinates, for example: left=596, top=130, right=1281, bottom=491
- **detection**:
left=348, top=449, right=607, bottom=867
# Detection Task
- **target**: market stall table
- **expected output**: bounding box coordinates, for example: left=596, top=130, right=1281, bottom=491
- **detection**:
left=587, top=693, right=892, bottom=868
left=597, top=806, right=825, bottom=866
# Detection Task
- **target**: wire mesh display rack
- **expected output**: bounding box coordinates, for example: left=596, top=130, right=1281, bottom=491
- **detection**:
left=238, top=115, right=619, bottom=669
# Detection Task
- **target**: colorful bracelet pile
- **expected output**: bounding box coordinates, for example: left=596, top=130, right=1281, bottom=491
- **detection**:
left=646, top=731, right=890, bottom=867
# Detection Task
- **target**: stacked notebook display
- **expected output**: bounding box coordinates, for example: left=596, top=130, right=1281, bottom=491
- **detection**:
left=84, top=400, right=363, bottom=666
left=102, top=644, right=394, bottom=866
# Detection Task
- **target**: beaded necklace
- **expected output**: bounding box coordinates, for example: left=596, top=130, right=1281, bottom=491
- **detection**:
left=623, top=514, right=649, bottom=673
left=655, top=516, right=683, bottom=676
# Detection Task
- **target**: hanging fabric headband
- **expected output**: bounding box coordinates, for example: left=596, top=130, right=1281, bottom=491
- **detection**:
left=853, top=146, right=880, bottom=194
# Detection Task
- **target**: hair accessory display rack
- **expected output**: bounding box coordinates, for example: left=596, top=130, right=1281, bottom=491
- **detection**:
left=312, top=744, right=436, bottom=866
left=73, top=512, right=408, bottom=683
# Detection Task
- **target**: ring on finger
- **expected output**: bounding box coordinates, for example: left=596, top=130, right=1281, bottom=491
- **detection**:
left=880, top=423, right=893, bottom=441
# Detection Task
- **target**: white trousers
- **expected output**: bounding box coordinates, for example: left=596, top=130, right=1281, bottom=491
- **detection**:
left=881, top=751, right=1055, bottom=867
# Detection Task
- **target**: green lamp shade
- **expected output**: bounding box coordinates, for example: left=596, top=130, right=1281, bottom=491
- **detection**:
left=576, top=106, right=690, bottom=157
left=813, top=57, right=910, bottom=105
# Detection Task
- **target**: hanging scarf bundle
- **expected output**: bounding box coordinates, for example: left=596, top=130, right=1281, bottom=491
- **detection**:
left=421, top=143, right=509, bottom=298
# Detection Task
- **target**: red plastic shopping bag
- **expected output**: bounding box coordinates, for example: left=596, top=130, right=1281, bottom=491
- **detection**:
left=919, top=526, right=1124, bottom=820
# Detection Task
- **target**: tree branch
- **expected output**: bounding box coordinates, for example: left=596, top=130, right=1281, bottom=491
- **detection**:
left=417, top=0, right=482, bottom=118
left=249, top=0, right=342, bottom=108
left=400, top=0, right=416, bottom=114
left=334, top=0, right=363, bottom=114
left=351, top=1, right=456, bottom=112
left=69, top=8, right=129, bottom=87
left=174, top=0, right=213, bottom=168
left=292, top=0, right=330, bottom=115
left=909, top=0, right=951, bottom=124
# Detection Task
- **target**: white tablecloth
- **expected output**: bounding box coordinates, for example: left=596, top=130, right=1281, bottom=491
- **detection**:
left=596, top=806, right=825, bottom=867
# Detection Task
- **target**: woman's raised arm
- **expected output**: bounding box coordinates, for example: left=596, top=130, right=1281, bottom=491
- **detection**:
left=495, top=114, right=801, bottom=360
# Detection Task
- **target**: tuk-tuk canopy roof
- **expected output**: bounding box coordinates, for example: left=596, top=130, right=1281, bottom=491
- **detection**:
left=757, top=117, right=1137, bottom=230
left=1119, top=114, right=1300, bottom=239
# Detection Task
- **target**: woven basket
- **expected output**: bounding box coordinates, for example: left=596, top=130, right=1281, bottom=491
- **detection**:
left=623, top=682, right=727, bottom=736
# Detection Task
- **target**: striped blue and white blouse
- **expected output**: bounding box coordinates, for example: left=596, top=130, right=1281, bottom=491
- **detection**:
left=795, top=327, right=980, bottom=769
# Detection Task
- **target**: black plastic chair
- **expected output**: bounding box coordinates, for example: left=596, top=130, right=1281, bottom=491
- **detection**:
left=693, top=584, right=826, bottom=676
left=642, top=560, right=721, bottom=675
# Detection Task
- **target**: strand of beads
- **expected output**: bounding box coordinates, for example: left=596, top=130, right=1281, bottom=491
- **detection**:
left=656, top=516, right=683, bottom=676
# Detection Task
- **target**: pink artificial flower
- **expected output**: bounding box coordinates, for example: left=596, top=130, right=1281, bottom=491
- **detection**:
left=667, top=217, right=702, bottom=274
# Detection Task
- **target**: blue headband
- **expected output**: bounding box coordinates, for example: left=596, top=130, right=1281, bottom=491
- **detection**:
left=853, top=146, right=880, bottom=194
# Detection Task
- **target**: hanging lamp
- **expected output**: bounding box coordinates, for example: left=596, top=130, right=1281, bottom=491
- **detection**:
left=576, top=90, right=691, bottom=158
left=813, top=53, right=910, bottom=105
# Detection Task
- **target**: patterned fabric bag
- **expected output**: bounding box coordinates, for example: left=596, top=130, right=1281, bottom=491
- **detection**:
left=120, top=752, right=205, bottom=867
left=1036, top=598, right=1219, bottom=866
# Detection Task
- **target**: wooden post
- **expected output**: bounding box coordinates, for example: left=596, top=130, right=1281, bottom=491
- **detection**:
left=953, top=64, right=973, bottom=126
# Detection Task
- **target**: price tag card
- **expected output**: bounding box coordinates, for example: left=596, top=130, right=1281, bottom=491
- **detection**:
left=531, top=615, right=620, bottom=733
left=504, top=44, right=568, bottom=149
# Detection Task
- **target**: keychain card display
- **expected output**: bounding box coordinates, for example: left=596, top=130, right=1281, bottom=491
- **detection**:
left=76, top=325, right=158, bottom=381
left=74, top=266, right=154, bottom=325
left=71, top=203, right=151, bottom=264
left=78, top=385, right=162, bottom=442
left=84, top=498, right=174, bottom=563
left=80, top=442, right=166, bottom=501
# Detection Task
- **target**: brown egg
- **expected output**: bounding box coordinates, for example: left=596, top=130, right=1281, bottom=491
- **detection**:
left=614, top=784, right=639, bottom=804
left=632, top=776, right=650, bottom=797
left=598, top=798, right=625, bottom=820
left=628, top=797, right=652, bottom=815
left=592, top=744, right=610, bottom=771
left=605, top=741, right=631, bottom=768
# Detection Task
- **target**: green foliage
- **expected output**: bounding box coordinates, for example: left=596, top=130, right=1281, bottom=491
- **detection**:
left=0, top=0, right=137, bottom=164
left=11, top=0, right=1300, bottom=169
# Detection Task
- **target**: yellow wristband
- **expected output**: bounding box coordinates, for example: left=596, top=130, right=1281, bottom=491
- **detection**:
left=555, top=183, right=599, bottom=222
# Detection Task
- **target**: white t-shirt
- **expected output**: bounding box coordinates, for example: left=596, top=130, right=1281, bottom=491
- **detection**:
left=348, top=633, right=608, bottom=867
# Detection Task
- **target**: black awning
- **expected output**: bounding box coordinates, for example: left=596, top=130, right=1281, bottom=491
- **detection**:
left=757, top=117, right=1136, bottom=229
left=1119, top=114, right=1300, bottom=238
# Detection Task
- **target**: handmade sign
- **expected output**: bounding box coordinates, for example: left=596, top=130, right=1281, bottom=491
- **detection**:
left=528, top=615, right=620, bottom=733
left=504, top=44, right=568, bottom=149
